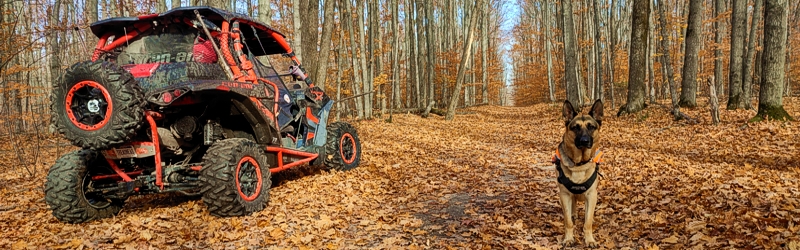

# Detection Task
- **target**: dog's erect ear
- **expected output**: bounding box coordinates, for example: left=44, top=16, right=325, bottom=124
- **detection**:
left=563, top=100, right=577, bottom=125
left=589, top=99, right=603, bottom=126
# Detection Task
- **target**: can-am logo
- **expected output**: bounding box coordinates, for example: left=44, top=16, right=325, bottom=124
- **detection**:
left=127, top=52, right=196, bottom=64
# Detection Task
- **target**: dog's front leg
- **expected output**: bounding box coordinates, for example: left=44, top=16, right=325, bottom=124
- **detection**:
left=583, top=188, right=598, bottom=247
left=559, top=191, right=576, bottom=246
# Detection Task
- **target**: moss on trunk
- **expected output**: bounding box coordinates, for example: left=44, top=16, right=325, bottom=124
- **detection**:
left=749, top=103, right=793, bottom=122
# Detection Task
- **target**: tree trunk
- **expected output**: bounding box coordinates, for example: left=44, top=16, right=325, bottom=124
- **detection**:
left=334, top=25, right=343, bottom=120
left=425, top=0, right=435, bottom=108
left=545, top=0, right=556, bottom=102
left=49, top=0, right=62, bottom=92
left=481, top=0, right=490, bottom=104
left=619, top=0, right=649, bottom=115
left=562, top=0, right=581, bottom=107
left=314, top=0, right=335, bottom=90
left=391, top=0, right=401, bottom=111
left=742, top=0, right=763, bottom=110
left=292, top=0, right=303, bottom=62
left=207, top=0, right=226, bottom=9
left=728, top=0, right=747, bottom=109
left=85, top=0, right=98, bottom=45
left=406, top=0, right=417, bottom=108
left=300, top=0, right=319, bottom=77
left=258, top=0, right=270, bottom=25
left=355, top=0, right=372, bottom=117
left=370, top=0, right=381, bottom=111
left=609, top=0, right=616, bottom=110
left=647, top=0, right=655, bottom=103
left=657, top=0, right=680, bottom=119
left=714, top=0, right=725, bottom=96
left=742, top=0, right=762, bottom=109
left=679, top=0, right=703, bottom=108
left=342, top=0, right=363, bottom=118
left=413, top=0, right=423, bottom=108
left=157, top=0, right=167, bottom=12
left=593, top=0, right=603, bottom=103
left=446, top=0, right=481, bottom=121
left=753, top=0, right=792, bottom=121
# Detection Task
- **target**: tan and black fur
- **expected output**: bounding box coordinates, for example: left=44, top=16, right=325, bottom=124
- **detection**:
left=557, top=99, right=603, bottom=247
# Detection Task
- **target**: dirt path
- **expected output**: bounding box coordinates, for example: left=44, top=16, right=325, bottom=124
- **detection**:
left=1, top=101, right=799, bottom=249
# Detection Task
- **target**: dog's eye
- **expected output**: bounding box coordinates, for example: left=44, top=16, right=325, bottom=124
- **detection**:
left=570, top=125, right=580, bottom=131
left=587, top=124, right=596, bottom=130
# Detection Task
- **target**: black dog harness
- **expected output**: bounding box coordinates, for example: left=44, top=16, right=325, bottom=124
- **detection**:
left=552, top=147, right=603, bottom=194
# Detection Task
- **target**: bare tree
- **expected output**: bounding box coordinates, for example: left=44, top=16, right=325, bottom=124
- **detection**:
left=657, top=0, right=681, bottom=119
left=424, top=0, right=435, bottom=107
left=355, top=0, right=372, bottom=117
left=314, top=0, right=336, bottom=90
left=300, top=0, right=319, bottom=78
left=481, top=0, right=489, bottom=104
left=609, top=0, right=617, bottom=109
left=258, top=0, right=270, bottom=24
left=728, top=0, right=747, bottom=109
left=445, top=0, right=482, bottom=121
left=618, top=0, right=649, bottom=115
left=679, top=0, right=703, bottom=108
left=48, top=0, right=62, bottom=90
left=292, top=0, right=303, bottom=62
left=207, top=0, right=226, bottom=9
left=85, top=0, right=99, bottom=45
left=714, top=0, right=726, bottom=96
left=561, top=0, right=581, bottom=107
left=592, top=0, right=603, bottom=103
left=545, top=0, right=555, bottom=102
left=752, top=0, right=792, bottom=121
left=157, top=0, right=167, bottom=12
left=342, top=0, right=363, bottom=118
left=742, top=0, right=763, bottom=110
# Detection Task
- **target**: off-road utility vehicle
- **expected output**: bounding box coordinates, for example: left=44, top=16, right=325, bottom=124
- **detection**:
left=46, top=6, right=361, bottom=223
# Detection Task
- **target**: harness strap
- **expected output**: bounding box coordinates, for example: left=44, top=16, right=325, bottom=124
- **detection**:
left=552, top=147, right=602, bottom=194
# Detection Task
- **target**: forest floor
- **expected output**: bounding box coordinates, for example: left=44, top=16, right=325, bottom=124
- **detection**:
left=1, top=98, right=800, bottom=249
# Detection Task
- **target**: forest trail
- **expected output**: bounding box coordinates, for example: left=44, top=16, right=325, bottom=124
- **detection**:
left=1, top=99, right=800, bottom=249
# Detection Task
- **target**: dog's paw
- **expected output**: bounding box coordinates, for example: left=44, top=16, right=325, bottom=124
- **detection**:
left=584, top=237, right=598, bottom=248
left=562, top=237, right=576, bottom=247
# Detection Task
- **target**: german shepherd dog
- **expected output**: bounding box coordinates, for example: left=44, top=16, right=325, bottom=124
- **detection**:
left=553, top=99, right=603, bottom=247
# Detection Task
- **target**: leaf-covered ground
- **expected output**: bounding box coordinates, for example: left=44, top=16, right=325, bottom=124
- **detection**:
left=2, top=99, right=800, bottom=249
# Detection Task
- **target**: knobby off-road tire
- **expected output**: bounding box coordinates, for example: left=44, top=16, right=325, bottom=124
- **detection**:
left=45, top=150, right=126, bottom=223
left=200, top=138, right=271, bottom=217
left=324, top=122, right=362, bottom=171
left=51, top=60, right=145, bottom=150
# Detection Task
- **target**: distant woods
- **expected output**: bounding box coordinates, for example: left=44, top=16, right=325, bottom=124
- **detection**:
left=511, top=0, right=799, bottom=121
left=3, top=0, right=798, bottom=127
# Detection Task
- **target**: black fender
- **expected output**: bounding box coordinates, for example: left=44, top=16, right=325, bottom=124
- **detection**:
left=146, top=80, right=279, bottom=145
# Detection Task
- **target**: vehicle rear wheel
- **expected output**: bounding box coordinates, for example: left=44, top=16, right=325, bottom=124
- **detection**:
left=51, top=60, right=145, bottom=150
left=200, top=138, right=271, bottom=217
left=324, top=122, right=361, bottom=171
left=45, top=150, right=126, bottom=223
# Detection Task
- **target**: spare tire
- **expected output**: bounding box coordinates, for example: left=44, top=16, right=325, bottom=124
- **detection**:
left=51, top=61, right=145, bottom=150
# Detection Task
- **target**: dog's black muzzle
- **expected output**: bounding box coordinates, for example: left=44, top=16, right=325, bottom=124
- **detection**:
left=575, top=135, right=593, bottom=149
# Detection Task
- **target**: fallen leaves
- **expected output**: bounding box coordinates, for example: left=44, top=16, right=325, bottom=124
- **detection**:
left=1, top=98, right=800, bottom=249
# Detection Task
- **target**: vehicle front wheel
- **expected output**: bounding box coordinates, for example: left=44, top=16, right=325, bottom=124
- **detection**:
left=200, top=138, right=271, bottom=217
left=324, top=122, right=362, bottom=171
left=45, top=150, right=126, bottom=223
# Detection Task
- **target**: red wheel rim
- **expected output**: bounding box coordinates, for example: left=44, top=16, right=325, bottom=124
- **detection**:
left=235, top=156, right=262, bottom=201
left=64, top=80, right=113, bottom=131
left=339, top=133, right=357, bottom=164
